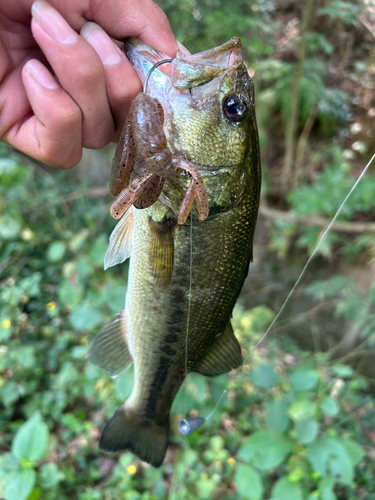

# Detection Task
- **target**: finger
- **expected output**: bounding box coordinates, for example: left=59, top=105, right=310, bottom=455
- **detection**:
left=91, top=0, right=179, bottom=58
left=177, top=41, right=191, bottom=57
left=80, top=22, right=142, bottom=137
left=0, top=36, right=11, bottom=82
left=19, top=59, right=83, bottom=168
left=31, top=1, right=115, bottom=149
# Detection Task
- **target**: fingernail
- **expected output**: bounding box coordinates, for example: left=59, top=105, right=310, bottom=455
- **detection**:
left=81, top=23, right=122, bottom=66
left=31, top=1, right=78, bottom=45
left=25, top=59, right=60, bottom=89
left=177, top=40, right=191, bottom=57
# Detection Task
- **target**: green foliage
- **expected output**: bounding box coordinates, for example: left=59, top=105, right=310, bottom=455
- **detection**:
left=306, top=277, right=375, bottom=347
left=1, top=0, right=375, bottom=498
left=269, top=146, right=375, bottom=258
left=317, top=1, right=363, bottom=26
left=0, top=412, right=54, bottom=500
left=1, top=137, right=374, bottom=500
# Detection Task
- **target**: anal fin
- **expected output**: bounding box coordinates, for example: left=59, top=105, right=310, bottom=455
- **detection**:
left=88, top=311, right=132, bottom=377
left=192, top=321, right=242, bottom=377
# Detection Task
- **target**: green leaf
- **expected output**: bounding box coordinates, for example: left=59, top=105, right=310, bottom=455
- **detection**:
left=0, top=382, right=20, bottom=407
left=0, top=453, right=19, bottom=476
left=319, top=478, right=336, bottom=500
left=295, top=417, right=318, bottom=444
left=47, top=241, right=66, bottom=263
left=12, top=412, right=48, bottom=463
left=102, top=284, right=127, bottom=314
left=331, top=364, right=353, bottom=378
left=196, top=476, right=218, bottom=500
left=250, top=364, right=279, bottom=388
left=307, top=437, right=353, bottom=485
left=336, top=438, right=364, bottom=466
left=58, top=280, right=83, bottom=308
left=320, top=397, right=339, bottom=416
left=12, top=346, right=36, bottom=369
left=115, top=366, right=134, bottom=400
left=38, top=463, right=65, bottom=489
left=290, top=365, right=320, bottom=393
left=270, top=477, right=303, bottom=500
left=265, top=399, right=290, bottom=433
left=27, top=488, right=41, bottom=500
left=0, top=214, right=21, bottom=239
left=4, top=468, right=35, bottom=500
left=69, top=305, right=103, bottom=330
left=288, top=397, right=315, bottom=421
left=237, top=430, right=292, bottom=471
left=234, top=463, right=263, bottom=500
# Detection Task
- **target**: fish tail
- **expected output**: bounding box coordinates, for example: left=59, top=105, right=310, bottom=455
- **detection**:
left=99, top=405, right=169, bottom=468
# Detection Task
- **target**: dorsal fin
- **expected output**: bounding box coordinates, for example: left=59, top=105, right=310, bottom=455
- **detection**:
left=104, top=207, right=134, bottom=270
left=192, top=321, right=242, bottom=377
left=88, top=311, right=132, bottom=377
left=148, top=217, right=176, bottom=286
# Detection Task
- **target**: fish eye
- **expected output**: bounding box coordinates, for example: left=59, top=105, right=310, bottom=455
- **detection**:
left=222, top=94, right=248, bottom=123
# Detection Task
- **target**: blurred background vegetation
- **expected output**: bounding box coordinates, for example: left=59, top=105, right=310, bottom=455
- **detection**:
left=1, top=0, right=375, bottom=499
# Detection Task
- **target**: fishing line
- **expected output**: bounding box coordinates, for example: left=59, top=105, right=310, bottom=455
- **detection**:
left=183, top=211, right=193, bottom=415
left=180, top=152, right=375, bottom=428
left=206, top=152, right=375, bottom=420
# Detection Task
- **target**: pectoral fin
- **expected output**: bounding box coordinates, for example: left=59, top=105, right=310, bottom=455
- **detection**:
left=88, top=311, right=132, bottom=377
left=104, top=207, right=134, bottom=270
left=148, top=217, right=176, bottom=286
left=192, top=321, right=242, bottom=377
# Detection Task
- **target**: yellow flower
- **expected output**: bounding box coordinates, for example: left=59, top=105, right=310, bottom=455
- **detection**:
left=226, top=457, right=236, bottom=465
left=127, top=464, right=137, bottom=475
left=46, top=302, right=56, bottom=311
left=80, top=338, right=88, bottom=345
left=1, top=319, right=11, bottom=329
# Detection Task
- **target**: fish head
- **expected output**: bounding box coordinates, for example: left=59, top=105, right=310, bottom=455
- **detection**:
left=125, top=37, right=257, bottom=169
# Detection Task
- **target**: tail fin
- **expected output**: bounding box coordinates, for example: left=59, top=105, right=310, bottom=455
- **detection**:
left=99, top=405, right=169, bottom=468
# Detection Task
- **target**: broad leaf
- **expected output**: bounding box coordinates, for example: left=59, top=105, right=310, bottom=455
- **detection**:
left=320, top=397, right=339, bottom=416
left=307, top=437, right=353, bottom=485
left=265, top=399, right=290, bottom=433
left=270, top=477, right=303, bottom=500
left=295, top=417, right=318, bottom=444
left=237, top=430, right=292, bottom=471
left=4, top=468, right=35, bottom=500
left=250, top=364, right=279, bottom=388
left=234, top=463, right=263, bottom=500
left=12, top=412, right=48, bottom=463
left=290, top=365, right=320, bottom=393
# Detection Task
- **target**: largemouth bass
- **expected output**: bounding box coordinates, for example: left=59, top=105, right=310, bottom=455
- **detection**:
left=89, top=37, right=261, bottom=467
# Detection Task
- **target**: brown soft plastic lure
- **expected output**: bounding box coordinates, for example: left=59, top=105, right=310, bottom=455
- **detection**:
left=110, top=92, right=208, bottom=225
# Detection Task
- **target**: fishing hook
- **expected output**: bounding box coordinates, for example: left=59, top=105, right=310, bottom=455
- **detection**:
left=143, top=59, right=173, bottom=94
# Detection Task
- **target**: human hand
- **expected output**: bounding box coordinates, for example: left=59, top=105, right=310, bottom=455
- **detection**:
left=0, top=0, right=179, bottom=168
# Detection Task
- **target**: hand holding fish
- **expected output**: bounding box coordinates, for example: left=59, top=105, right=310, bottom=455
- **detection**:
left=0, top=0, right=178, bottom=168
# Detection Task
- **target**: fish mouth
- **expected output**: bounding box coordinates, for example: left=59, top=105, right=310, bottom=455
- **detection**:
left=125, top=37, right=244, bottom=93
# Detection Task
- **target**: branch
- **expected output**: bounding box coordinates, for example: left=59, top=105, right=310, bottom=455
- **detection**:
left=259, top=205, right=375, bottom=234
